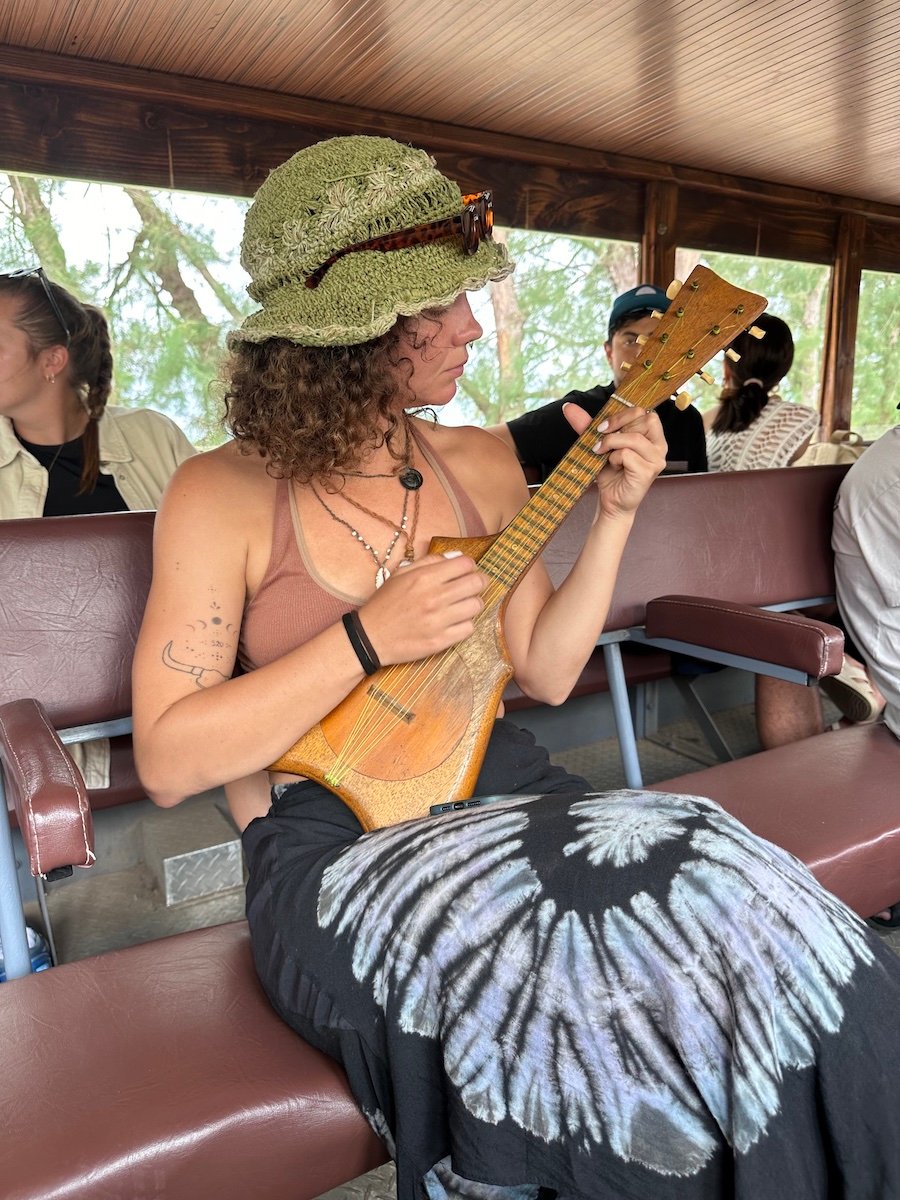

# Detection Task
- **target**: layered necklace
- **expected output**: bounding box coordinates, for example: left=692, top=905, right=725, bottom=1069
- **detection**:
left=310, top=422, right=423, bottom=588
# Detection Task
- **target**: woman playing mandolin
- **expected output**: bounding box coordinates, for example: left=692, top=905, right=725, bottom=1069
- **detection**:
left=133, top=136, right=900, bottom=1199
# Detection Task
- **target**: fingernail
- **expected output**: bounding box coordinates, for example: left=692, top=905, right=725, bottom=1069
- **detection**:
left=399, top=559, right=411, bottom=568
left=592, top=439, right=603, bottom=453
left=443, top=550, right=463, bottom=558
left=596, top=419, right=609, bottom=432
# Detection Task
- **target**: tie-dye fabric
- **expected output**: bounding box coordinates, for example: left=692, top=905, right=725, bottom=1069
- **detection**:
left=243, top=720, right=900, bottom=1200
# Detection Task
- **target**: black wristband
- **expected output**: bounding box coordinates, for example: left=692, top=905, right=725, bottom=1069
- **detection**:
left=342, top=610, right=381, bottom=676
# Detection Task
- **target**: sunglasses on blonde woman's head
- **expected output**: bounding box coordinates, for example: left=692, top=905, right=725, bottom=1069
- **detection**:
left=304, top=191, right=494, bottom=290
left=1, top=266, right=72, bottom=346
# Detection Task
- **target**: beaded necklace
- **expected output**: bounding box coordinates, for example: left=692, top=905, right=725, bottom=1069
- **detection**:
left=310, top=420, right=423, bottom=587
left=310, top=479, right=416, bottom=588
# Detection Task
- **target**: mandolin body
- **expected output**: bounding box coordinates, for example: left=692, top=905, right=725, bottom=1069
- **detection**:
left=268, top=532, right=518, bottom=830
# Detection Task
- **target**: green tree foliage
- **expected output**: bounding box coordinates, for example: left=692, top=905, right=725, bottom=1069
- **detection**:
left=3, top=173, right=897, bottom=442
left=853, top=270, right=900, bottom=440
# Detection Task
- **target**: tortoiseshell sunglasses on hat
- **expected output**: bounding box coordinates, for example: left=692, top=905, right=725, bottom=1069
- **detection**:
left=305, top=191, right=493, bottom=290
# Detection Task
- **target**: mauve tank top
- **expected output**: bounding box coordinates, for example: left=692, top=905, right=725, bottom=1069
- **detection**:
left=239, top=427, right=487, bottom=672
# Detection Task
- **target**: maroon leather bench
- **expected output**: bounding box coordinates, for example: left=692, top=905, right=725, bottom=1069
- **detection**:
left=0, top=921, right=387, bottom=1200
left=651, top=721, right=900, bottom=919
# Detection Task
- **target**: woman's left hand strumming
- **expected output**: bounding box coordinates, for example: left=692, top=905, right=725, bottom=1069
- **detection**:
left=563, top=402, right=667, bottom=519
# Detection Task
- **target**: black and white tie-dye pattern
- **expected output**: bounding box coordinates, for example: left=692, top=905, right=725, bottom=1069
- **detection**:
left=243, top=720, right=900, bottom=1200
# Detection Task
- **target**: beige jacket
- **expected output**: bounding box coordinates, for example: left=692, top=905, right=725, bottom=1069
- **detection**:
left=0, top=404, right=195, bottom=518
left=0, top=405, right=196, bottom=787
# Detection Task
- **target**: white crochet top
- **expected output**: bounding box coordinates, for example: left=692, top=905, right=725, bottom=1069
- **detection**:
left=705, top=398, right=819, bottom=472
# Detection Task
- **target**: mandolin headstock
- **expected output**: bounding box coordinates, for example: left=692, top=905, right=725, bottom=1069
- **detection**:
left=479, top=265, right=770, bottom=594
left=615, top=264, right=767, bottom=413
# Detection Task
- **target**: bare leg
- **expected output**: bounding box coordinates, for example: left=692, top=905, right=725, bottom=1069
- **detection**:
left=755, top=675, right=824, bottom=750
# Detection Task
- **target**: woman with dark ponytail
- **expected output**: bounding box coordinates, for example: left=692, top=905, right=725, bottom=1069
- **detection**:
left=704, top=312, right=818, bottom=471
left=0, top=268, right=194, bottom=518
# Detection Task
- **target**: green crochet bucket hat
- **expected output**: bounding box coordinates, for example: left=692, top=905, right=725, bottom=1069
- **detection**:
left=231, top=135, right=513, bottom=347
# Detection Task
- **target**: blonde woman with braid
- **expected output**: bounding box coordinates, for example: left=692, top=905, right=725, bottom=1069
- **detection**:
left=0, top=268, right=194, bottom=519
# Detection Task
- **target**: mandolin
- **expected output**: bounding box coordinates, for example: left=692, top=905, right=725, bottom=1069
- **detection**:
left=269, top=265, right=767, bottom=830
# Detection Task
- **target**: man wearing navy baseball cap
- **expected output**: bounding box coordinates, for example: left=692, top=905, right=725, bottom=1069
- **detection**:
left=488, top=283, right=708, bottom=478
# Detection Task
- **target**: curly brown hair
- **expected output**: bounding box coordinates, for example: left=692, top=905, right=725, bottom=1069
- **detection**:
left=224, top=315, right=439, bottom=480
left=0, top=273, right=114, bottom=494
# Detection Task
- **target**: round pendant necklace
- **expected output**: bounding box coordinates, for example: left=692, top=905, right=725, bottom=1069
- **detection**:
left=339, top=464, right=423, bottom=490
left=337, top=418, right=424, bottom=491
left=398, top=466, right=424, bottom=490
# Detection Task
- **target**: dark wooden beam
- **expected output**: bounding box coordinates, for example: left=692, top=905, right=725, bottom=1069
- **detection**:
left=640, top=182, right=678, bottom=287
left=2, top=45, right=900, bottom=228
left=821, top=214, right=866, bottom=435
left=864, top=220, right=900, bottom=275
left=677, top=191, right=838, bottom=266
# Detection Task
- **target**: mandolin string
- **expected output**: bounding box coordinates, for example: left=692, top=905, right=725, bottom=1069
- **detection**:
left=326, top=650, right=462, bottom=784
left=329, top=441, right=603, bottom=783
left=479, top=441, right=610, bottom=586
left=326, top=660, right=415, bottom=783
left=327, top=635, right=471, bottom=772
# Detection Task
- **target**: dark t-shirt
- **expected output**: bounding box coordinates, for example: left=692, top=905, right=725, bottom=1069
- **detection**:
left=16, top=434, right=129, bottom=516
left=506, top=382, right=708, bottom=480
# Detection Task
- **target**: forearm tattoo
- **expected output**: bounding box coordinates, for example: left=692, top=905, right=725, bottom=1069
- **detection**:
left=161, top=593, right=237, bottom=689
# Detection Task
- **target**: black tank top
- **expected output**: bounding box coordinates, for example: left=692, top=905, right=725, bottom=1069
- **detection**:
left=16, top=433, right=128, bottom=516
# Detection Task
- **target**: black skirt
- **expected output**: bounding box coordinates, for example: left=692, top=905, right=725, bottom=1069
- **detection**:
left=242, top=719, right=900, bottom=1199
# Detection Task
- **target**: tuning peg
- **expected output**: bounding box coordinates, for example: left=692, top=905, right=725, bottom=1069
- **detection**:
left=725, top=348, right=741, bottom=362
left=674, top=392, right=693, bottom=410
left=620, top=359, right=632, bottom=370
left=696, top=369, right=715, bottom=385
left=650, top=309, right=664, bottom=320
left=665, top=280, right=683, bottom=300
left=635, top=334, right=649, bottom=346
left=748, top=325, right=765, bottom=339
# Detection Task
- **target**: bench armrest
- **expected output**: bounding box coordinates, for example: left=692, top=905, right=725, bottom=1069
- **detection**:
left=0, top=698, right=95, bottom=877
left=644, top=595, right=844, bottom=680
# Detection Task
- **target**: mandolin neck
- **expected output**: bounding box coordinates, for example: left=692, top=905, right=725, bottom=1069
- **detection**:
left=477, top=394, right=632, bottom=601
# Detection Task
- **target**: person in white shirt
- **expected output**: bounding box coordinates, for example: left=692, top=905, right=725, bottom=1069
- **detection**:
left=832, top=423, right=900, bottom=929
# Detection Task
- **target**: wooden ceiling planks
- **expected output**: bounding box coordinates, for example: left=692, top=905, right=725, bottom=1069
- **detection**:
left=1, top=0, right=898, bottom=207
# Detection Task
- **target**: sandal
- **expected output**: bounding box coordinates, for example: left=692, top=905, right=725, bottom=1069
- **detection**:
left=869, top=903, right=900, bottom=929
left=819, top=654, right=886, bottom=725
